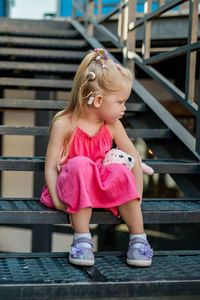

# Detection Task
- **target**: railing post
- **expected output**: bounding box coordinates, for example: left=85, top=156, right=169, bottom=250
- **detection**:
left=119, top=0, right=126, bottom=45
left=142, top=0, right=152, bottom=60
left=120, top=1, right=130, bottom=64
left=97, top=0, right=102, bottom=18
left=185, top=0, right=199, bottom=103
left=86, top=0, right=94, bottom=36
left=72, top=0, right=77, bottom=19
left=159, top=0, right=165, bottom=6
left=72, top=0, right=83, bottom=20
left=126, top=0, right=137, bottom=71
left=196, top=65, right=200, bottom=156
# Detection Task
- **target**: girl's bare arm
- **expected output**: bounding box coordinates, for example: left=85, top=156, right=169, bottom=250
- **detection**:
left=44, top=117, right=70, bottom=212
left=109, top=120, right=143, bottom=199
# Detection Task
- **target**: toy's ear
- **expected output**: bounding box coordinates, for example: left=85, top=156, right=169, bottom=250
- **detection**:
left=93, top=94, right=103, bottom=108
left=141, top=162, right=155, bottom=175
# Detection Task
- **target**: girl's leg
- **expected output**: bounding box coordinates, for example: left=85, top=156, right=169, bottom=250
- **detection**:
left=118, top=199, right=144, bottom=234
left=69, top=207, right=94, bottom=266
left=70, top=207, right=92, bottom=233
left=118, top=199, right=153, bottom=267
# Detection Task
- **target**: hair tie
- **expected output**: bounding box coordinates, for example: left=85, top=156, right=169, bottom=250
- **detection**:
left=102, top=64, right=108, bottom=69
left=116, top=63, right=121, bottom=69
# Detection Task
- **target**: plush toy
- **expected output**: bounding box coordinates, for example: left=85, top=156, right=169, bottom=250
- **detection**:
left=103, top=148, right=154, bottom=175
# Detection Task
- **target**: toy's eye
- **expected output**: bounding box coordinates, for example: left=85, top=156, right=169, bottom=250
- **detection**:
left=128, top=157, right=132, bottom=162
left=119, top=155, right=124, bottom=158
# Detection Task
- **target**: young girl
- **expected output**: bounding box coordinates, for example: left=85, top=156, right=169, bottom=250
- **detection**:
left=40, top=48, right=153, bottom=267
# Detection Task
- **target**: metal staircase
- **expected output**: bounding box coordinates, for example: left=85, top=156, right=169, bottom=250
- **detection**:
left=0, top=9, right=200, bottom=300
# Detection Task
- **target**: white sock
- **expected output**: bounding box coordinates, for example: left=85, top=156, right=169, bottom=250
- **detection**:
left=130, top=233, right=147, bottom=248
left=74, top=232, right=92, bottom=248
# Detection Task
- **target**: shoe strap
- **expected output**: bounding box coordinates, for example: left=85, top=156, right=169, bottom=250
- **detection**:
left=72, top=237, right=94, bottom=248
left=129, top=237, right=149, bottom=247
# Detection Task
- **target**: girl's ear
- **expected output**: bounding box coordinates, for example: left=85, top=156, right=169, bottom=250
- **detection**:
left=93, top=94, right=103, bottom=108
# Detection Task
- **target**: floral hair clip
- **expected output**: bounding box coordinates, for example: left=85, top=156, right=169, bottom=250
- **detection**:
left=94, top=48, right=109, bottom=60
left=113, top=59, right=121, bottom=70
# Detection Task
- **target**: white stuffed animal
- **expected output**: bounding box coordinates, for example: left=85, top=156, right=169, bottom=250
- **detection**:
left=103, top=148, right=154, bottom=175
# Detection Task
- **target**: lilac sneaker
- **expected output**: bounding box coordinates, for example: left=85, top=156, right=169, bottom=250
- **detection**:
left=127, top=237, right=153, bottom=267
left=69, top=237, right=94, bottom=266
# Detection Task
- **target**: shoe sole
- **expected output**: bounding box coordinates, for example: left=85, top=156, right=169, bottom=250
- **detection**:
left=127, top=258, right=152, bottom=267
left=69, top=255, right=94, bottom=266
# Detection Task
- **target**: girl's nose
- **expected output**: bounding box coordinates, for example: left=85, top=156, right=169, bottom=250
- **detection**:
left=122, top=104, right=126, bottom=111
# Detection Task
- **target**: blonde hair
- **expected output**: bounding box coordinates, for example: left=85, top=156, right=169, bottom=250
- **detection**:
left=50, top=50, right=134, bottom=162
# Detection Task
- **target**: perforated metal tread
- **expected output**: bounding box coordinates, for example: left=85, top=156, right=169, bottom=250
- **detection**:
left=0, top=251, right=200, bottom=299
left=0, top=198, right=199, bottom=224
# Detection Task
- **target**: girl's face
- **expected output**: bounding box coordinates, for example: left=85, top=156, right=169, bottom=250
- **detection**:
left=99, top=83, right=132, bottom=123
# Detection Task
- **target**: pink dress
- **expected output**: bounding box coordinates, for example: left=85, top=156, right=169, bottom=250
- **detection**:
left=40, top=123, right=140, bottom=216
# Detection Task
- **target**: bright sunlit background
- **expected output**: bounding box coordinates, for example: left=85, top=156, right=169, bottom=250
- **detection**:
left=10, top=0, right=57, bottom=19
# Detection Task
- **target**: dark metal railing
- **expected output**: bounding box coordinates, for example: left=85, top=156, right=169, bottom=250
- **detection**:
left=71, top=0, right=200, bottom=158
left=126, top=0, right=199, bottom=158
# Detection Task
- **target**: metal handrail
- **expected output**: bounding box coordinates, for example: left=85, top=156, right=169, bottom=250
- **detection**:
left=129, top=0, right=187, bottom=30
left=72, top=0, right=128, bottom=49
left=127, top=0, right=199, bottom=157
left=143, top=41, right=200, bottom=65
left=71, top=0, right=200, bottom=158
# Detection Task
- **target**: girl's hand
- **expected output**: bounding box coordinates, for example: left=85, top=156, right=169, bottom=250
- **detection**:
left=57, top=163, right=61, bottom=174
left=54, top=200, right=73, bottom=228
left=54, top=199, right=68, bottom=213
left=117, top=210, right=121, bottom=219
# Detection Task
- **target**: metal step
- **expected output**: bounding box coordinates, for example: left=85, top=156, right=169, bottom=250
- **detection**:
left=0, top=36, right=88, bottom=49
left=0, top=99, right=70, bottom=110
left=0, top=61, right=79, bottom=74
left=0, top=18, right=73, bottom=30
left=133, top=79, right=199, bottom=160
left=0, top=198, right=199, bottom=224
left=0, top=48, right=86, bottom=61
left=126, top=128, right=171, bottom=139
left=0, top=126, right=171, bottom=139
left=0, top=28, right=79, bottom=39
left=128, top=114, right=198, bottom=161
left=0, top=77, right=73, bottom=90
left=0, top=99, right=147, bottom=112
left=171, top=174, right=200, bottom=197
left=128, top=111, right=168, bottom=130
left=0, top=157, right=199, bottom=173
left=0, top=251, right=199, bottom=299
